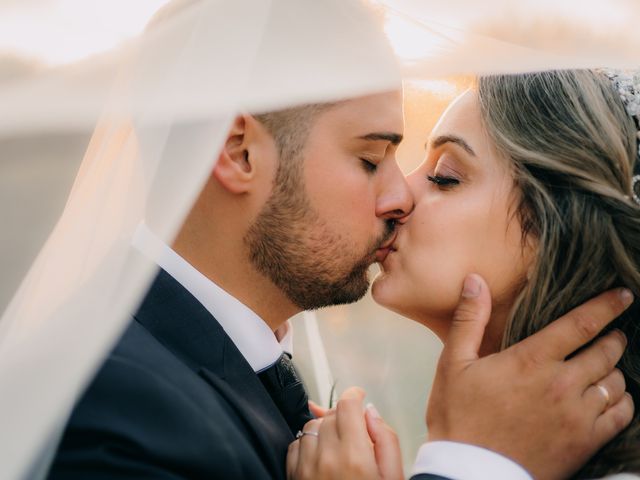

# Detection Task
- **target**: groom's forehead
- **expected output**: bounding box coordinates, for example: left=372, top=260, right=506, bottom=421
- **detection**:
left=310, top=91, right=404, bottom=140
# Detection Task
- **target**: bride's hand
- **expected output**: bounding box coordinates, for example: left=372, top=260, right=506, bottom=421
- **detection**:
left=308, top=400, right=331, bottom=418
left=286, top=387, right=403, bottom=480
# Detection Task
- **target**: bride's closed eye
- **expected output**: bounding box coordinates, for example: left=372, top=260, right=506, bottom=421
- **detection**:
left=426, top=153, right=463, bottom=189
left=427, top=174, right=460, bottom=187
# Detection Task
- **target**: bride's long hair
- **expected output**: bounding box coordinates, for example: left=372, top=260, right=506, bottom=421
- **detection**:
left=477, top=70, right=640, bottom=478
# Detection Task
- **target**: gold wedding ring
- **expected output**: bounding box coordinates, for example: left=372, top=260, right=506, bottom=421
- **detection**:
left=596, top=384, right=611, bottom=406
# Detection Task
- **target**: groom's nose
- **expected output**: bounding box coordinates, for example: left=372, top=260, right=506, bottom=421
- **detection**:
left=376, top=167, right=414, bottom=221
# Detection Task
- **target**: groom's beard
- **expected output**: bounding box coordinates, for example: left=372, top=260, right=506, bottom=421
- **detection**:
left=245, top=165, right=395, bottom=311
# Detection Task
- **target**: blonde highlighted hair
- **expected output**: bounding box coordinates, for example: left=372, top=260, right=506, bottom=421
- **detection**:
left=477, top=70, right=640, bottom=478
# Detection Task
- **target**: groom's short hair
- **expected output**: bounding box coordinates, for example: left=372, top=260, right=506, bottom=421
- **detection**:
left=254, top=103, right=334, bottom=163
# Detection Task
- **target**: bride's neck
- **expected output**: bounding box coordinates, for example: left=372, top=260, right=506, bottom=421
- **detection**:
left=418, top=301, right=513, bottom=357
left=478, top=300, right=514, bottom=356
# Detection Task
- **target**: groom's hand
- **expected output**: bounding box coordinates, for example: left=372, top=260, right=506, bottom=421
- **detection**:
left=427, top=274, right=634, bottom=480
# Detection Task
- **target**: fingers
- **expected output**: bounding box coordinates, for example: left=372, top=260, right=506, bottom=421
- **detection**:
left=522, top=288, right=633, bottom=361
left=317, top=410, right=339, bottom=456
left=287, top=440, right=300, bottom=480
left=365, top=404, right=404, bottom=480
left=593, top=392, right=634, bottom=446
left=335, top=387, right=369, bottom=444
left=290, top=393, right=402, bottom=480
left=309, top=400, right=330, bottom=418
left=568, top=330, right=627, bottom=385
left=290, top=391, right=380, bottom=480
left=440, top=274, right=492, bottom=365
left=583, top=368, right=626, bottom=414
left=295, top=419, right=322, bottom=478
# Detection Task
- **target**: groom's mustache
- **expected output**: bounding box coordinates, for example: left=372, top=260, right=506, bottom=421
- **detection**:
left=374, top=219, right=397, bottom=251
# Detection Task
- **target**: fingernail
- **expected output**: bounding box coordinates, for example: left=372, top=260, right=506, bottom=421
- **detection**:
left=462, top=275, right=481, bottom=298
left=366, top=403, right=381, bottom=420
left=619, top=288, right=634, bottom=306
left=625, top=392, right=634, bottom=409
left=616, top=329, right=628, bottom=346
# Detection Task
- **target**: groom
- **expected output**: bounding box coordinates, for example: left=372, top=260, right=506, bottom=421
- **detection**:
left=47, top=90, right=633, bottom=480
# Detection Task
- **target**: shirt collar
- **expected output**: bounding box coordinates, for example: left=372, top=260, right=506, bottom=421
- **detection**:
left=132, top=223, right=291, bottom=373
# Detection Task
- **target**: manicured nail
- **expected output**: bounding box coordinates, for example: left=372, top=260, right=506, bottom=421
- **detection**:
left=615, top=329, right=628, bottom=346
left=462, top=274, right=481, bottom=299
left=366, top=403, right=381, bottom=420
left=619, top=288, right=634, bottom=306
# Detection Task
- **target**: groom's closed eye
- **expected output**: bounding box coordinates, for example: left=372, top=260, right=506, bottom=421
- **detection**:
left=354, top=132, right=403, bottom=174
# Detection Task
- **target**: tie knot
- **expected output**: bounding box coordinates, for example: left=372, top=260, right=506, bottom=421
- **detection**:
left=258, top=353, right=312, bottom=434
left=270, top=353, right=298, bottom=388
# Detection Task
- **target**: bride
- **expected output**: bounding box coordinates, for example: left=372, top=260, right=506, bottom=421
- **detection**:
left=290, top=69, right=640, bottom=479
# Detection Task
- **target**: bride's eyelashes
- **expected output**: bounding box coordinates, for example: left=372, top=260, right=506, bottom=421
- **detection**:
left=427, top=174, right=460, bottom=187
left=425, top=152, right=464, bottom=188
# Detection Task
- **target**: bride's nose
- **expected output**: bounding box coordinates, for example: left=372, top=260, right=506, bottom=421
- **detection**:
left=406, top=167, right=427, bottom=200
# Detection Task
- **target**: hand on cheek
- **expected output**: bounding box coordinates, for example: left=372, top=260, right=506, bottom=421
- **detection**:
left=426, top=273, right=634, bottom=480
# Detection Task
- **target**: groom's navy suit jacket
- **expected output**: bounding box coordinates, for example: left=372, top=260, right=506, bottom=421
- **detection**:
left=48, top=269, right=448, bottom=479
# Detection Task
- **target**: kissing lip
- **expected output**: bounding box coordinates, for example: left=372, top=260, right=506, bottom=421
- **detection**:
left=375, top=247, right=395, bottom=264
left=375, top=231, right=398, bottom=263
left=378, top=229, right=398, bottom=251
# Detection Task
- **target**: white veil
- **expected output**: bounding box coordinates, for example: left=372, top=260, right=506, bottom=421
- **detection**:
left=0, top=0, right=638, bottom=478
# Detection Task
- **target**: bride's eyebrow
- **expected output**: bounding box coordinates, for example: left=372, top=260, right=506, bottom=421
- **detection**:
left=426, top=134, right=477, bottom=157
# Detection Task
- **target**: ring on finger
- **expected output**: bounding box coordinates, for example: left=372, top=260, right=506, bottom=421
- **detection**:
left=296, top=430, right=319, bottom=439
left=595, top=384, right=611, bottom=406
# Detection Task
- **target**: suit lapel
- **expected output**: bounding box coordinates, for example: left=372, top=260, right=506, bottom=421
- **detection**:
left=199, top=365, right=292, bottom=479
left=134, top=269, right=294, bottom=479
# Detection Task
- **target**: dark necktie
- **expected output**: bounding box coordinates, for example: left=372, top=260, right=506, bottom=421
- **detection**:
left=258, top=352, right=313, bottom=434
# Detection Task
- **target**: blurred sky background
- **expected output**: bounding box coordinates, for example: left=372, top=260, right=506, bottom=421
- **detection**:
left=0, top=0, right=169, bottom=68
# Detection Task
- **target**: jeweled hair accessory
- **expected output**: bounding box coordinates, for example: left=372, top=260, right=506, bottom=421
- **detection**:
left=600, top=68, right=640, bottom=205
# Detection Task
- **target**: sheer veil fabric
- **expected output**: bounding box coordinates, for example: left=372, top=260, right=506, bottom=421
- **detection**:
left=0, top=0, right=639, bottom=478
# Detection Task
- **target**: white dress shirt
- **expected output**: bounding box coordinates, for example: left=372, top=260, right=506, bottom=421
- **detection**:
left=412, top=442, right=531, bottom=480
left=132, top=223, right=291, bottom=372
left=132, top=223, right=532, bottom=480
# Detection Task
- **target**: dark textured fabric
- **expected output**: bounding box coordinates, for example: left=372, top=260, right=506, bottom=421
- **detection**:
left=258, top=352, right=314, bottom=434
left=47, top=269, right=297, bottom=479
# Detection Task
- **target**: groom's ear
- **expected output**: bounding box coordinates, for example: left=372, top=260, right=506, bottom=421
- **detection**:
left=213, top=114, right=260, bottom=194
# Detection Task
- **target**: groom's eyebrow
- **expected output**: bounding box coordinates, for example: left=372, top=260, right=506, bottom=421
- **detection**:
left=358, top=132, right=403, bottom=145
left=429, top=134, right=476, bottom=156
